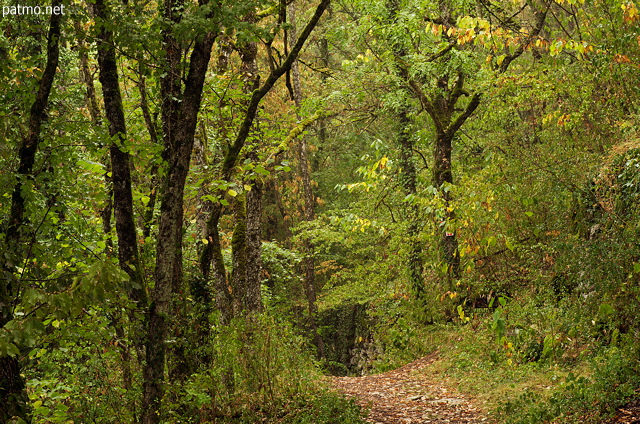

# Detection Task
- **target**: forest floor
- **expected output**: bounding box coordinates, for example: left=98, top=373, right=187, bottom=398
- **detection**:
left=331, top=351, right=640, bottom=424
left=331, top=353, right=490, bottom=424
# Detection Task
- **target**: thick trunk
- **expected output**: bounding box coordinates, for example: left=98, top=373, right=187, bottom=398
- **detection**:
left=397, top=109, right=424, bottom=298
left=0, top=356, right=28, bottom=423
left=1, top=2, right=61, bottom=420
left=433, top=131, right=459, bottom=282
left=141, top=11, right=216, bottom=420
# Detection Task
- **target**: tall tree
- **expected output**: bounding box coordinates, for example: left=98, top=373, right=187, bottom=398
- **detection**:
left=198, top=0, right=332, bottom=321
left=384, top=0, right=425, bottom=300
left=93, top=0, right=146, bottom=309
left=288, top=0, right=325, bottom=357
left=142, top=0, right=218, bottom=420
left=389, top=0, right=549, bottom=284
left=1, top=1, right=61, bottom=420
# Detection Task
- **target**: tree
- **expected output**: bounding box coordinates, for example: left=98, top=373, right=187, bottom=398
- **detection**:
left=1, top=1, right=61, bottom=420
left=198, top=0, right=332, bottom=321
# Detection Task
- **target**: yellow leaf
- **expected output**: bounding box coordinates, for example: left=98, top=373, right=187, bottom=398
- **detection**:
left=228, top=189, right=238, bottom=197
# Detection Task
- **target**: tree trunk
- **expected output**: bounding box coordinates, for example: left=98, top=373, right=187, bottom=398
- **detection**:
left=245, top=181, right=264, bottom=312
left=433, top=131, right=459, bottom=283
left=137, top=72, right=160, bottom=241
left=386, top=0, right=425, bottom=300
left=237, top=12, right=263, bottom=314
left=141, top=4, right=216, bottom=418
left=93, top=0, right=147, bottom=400
left=397, top=109, right=424, bottom=298
left=1, top=2, right=61, bottom=420
left=94, top=0, right=146, bottom=305
left=198, top=0, right=330, bottom=321
left=289, top=1, right=325, bottom=358
left=231, top=199, right=248, bottom=314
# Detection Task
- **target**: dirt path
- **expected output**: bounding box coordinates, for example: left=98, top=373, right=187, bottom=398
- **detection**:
left=331, top=354, right=489, bottom=424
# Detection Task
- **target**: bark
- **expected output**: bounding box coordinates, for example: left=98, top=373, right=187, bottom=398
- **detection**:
left=73, top=30, right=113, bottom=256
left=386, top=0, right=425, bottom=299
left=430, top=83, right=480, bottom=282
left=1, top=2, right=61, bottom=421
left=231, top=199, right=247, bottom=314
left=198, top=0, right=330, bottom=318
left=397, top=108, right=424, bottom=298
left=93, top=0, right=147, bottom=399
left=75, top=21, right=102, bottom=126
left=137, top=73, right=160, bottom=241
left=244, top=181, right=264, bottom=312
left=203, top=204, right=234, bottom=324
left=94, top=0, right=146, bottom=302
left=236, top=11, right=263, bottom=314
left=6, top=0, right=61, bottom=241
left=142, top=0, right=217, bottom=418
left=289, top=1, right=324, bottom=358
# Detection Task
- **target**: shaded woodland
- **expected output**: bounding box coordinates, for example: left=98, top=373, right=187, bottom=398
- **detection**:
left=1, top=0, right=640, bottom=422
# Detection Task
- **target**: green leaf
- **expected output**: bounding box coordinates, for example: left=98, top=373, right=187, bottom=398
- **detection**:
left=598, top=303, right=614, bottom=316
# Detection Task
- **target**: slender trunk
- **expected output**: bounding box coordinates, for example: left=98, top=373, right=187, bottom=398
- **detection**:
left=75, top=20, right=102, bottom=125
left=2, top=1, right=61, bottom=421
left=231, top=200, right=247, bottom=314
left=289, top=2, right=324, bottom=358
left=199, top=0, right=330, bottom=289
left=138, top=73, right=160, bottom=241
left=201, top=203, right=234, bottom=324
left=386, top=0, right=424, bottom=299
left=237, top=12, right=263, bottom=314
left=245, top=181, right=264, bottom=312
left=93, top=0, right=147, bottom=401
left=94, top=0, right=146, bottom=302
left=75, top=29, right=115, bottom=255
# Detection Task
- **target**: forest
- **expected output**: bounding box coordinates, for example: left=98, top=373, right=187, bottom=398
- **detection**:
left=1, top=0, right=640, bottom=422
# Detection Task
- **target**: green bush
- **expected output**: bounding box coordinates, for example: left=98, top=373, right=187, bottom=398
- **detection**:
left=164, top=314, right=364, bottom=423
left=498, top=341, right=640, bottom=423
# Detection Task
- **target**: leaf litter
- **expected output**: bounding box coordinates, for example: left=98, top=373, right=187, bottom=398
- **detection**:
left=331, top=353, right=490, bottom=423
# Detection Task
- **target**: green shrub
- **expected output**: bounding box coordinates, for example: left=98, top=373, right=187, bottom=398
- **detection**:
left=498, top=341, right=640, bottom=423
left=164, top=314, right=364, bottom=423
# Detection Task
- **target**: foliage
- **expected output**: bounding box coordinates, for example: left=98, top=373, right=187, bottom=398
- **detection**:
left=498, top=342, right=640, bottom=424
left=163, top=314, right=364, bottom=423
left=3, top=0, right=640, bottom=420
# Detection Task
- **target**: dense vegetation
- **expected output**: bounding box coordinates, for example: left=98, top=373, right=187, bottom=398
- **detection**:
left=1, top=0, right=640, bottom=422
